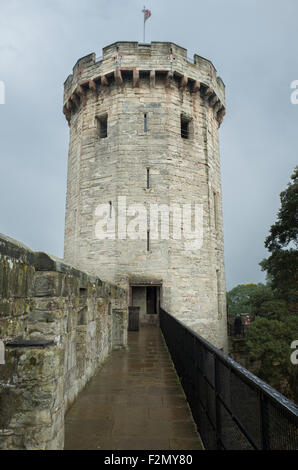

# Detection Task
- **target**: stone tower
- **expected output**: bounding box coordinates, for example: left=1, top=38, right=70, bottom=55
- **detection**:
left=63, top=41, right=227, bottom=349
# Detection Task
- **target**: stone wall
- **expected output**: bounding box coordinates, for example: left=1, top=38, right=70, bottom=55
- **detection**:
left=0, top=234, right=128, bottom=449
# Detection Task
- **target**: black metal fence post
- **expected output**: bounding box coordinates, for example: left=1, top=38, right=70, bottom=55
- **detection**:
left=214, top=355, right=222, bottom=449
left=260, top=391, right=269, bottom=450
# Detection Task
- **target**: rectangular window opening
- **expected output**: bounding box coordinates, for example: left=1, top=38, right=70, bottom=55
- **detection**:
left=146, top=287, right=158, bottom=315
left=97, top=114, right=108, bottom=139
left=181, top=115, right=189, bottom=139
left=80, top=287, right=87, bottom=296
left=144, top=113, right=148, bottom=133
left=181, top=114, right=193, bottom=139
left=147, top=168, right=150, bottom=189
left=147, top=231, right=150, bottom=252
left=109, top=201, right=112, bottom=218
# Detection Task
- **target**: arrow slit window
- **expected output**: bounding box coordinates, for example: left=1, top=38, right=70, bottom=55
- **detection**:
left=144, top=113, right=148, bottom=133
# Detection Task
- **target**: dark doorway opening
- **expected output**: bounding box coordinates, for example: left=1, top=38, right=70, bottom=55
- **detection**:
left=130, top=282, right=161, bottom=326
left=146, top=286, right=157, bottom=315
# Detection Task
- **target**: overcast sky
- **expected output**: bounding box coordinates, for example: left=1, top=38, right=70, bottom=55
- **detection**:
left=0, top=0, right=297, bottom=289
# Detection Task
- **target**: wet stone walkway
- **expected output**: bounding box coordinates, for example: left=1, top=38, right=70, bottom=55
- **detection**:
left=64, top=325, right=203, bottom=450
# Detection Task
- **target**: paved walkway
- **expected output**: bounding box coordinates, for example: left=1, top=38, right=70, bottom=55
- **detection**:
left=64, top=325, right=203, bottom=450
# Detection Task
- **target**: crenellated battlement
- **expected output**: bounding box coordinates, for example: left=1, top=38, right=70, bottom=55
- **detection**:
left=63, top=41, right=226, bottom=127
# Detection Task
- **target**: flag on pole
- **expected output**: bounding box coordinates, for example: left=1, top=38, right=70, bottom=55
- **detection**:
left=143, top=7, right=152, bottom=22
left=142, top=7, right=151, bottom=42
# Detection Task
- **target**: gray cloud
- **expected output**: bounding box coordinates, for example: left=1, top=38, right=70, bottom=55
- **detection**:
left=0, top=0, right=297, bottom=289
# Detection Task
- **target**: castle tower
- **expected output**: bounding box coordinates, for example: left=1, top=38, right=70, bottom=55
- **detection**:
left=63, top=41, right=227, bottom=349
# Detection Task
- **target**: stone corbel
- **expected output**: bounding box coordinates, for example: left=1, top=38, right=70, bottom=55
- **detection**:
left=150, top=70, right=155, bottom=88
left=101, top=75, right=109, bottom=87
left=70, top=93, right=80, bottom=107
left=166, top=71, right=173, bottom=87
left=209, top=95, right=219, bottom=107
left=76, top=84, right=85, bottom=97
left=213, top=101, right=222, bottom=114
left=63, top=104, right=69, bottom=116
left=217, top=107, right=226, bottom=126
left=66, top=100, right=72, bottom=111
left=180, top=75, right=188, bottom=89
left=133, top=69, right=140, bottom=88
left=193, top=81, right=201, bottom=93
left=63, top=104, right=71, bottom=125
left=205, top=87, right=214, bottom=99
left=114, top=68, right=123, bottom=86
left=88, top=79, right=96, bottom=91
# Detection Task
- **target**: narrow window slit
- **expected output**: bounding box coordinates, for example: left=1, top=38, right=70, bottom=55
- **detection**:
left=147, top=168, right=150, bottom=189
left=144, top=113, right=148, bottom=133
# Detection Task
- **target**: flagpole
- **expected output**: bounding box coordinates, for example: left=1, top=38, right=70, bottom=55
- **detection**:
left=143, top=6, right=146, bottom=43
left=143, top=17, right=145, bottom=43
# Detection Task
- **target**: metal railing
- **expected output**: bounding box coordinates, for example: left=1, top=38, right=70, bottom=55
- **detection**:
left=160, top=309, right=298, bottom=450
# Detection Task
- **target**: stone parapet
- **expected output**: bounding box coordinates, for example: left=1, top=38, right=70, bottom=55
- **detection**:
left=0, top=233, right=128, bottom=449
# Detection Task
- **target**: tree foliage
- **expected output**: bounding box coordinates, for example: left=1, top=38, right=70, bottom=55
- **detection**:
left=246, top=316, right=298, bottom=402
left=258, top=299, right=288, bottom=319
left=227, top=283, right=265, bottom=316
left=260, top=166, right=298, bottom=305
left=243, top=167, right=298, bottom=403
left=264, top=166, right=298, bottom=251
left=226, top=282, right=278, bottom=318
left=260, top=249, right=298, bottom=304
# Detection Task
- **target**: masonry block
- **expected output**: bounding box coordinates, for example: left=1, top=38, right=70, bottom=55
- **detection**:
left=33, top=272, right=63, bottom=298
left=112, top=308, right=128, bottom=350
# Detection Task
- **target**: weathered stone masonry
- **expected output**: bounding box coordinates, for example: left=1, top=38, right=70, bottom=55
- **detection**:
left=63, top=41, right=228, bottom=350
left=0, top=234, right=128, bottom=449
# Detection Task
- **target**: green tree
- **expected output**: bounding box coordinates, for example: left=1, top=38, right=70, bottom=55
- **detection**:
left=249, top=284, right=275, bottom=314
left=260, top=166, right=298, bottom=305
left=246, top=316, right=298, bottom=402
left=226, top=282, right=278, bottom=319
left=227, top=283, right=263, bottom=316
left=260, top=250, right=298, bottom=304
left=233, top=168, right=298, bottom=403
left=258, top=299, right=288, bottom=319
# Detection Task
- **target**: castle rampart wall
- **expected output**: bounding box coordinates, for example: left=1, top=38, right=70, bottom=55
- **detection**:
left=0, top=234, right=127, bottom=449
